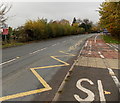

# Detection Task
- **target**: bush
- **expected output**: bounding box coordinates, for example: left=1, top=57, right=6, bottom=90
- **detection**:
left=16, top=18, right=86, bottom=42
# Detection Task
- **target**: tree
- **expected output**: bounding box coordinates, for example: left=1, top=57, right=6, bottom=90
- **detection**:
left=99, top=2, right=120, bottom=38
left=79, top=19, right=93, bottom=32
left=72, top=17, right=77, bottom=26
left=0, top=3, right=11, bottom=27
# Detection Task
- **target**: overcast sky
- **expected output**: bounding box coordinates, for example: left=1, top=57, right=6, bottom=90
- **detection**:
left=5, top=2, right=103, bottom=28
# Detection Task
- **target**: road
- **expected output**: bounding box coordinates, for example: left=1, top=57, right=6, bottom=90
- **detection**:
left=53, top=35, right=120, bottom=102
left=1, top=34, right=95, bottom=102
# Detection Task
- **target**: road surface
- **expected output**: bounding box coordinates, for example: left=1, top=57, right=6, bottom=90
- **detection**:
left=1, top=34, right=95, bottom=102
left=53, top=35, right=120, bottom=103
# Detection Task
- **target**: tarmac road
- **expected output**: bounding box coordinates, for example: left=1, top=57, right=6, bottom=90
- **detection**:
left=54, top=35, right=120, bottom=103
left=1, top=34, right=96, bottom=102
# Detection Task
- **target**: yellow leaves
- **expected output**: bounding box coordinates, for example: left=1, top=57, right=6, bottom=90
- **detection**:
left=99, top=2, right=120, bottom=38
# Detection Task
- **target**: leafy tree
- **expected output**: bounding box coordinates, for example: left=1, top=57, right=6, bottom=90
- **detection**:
left=79, top=19, right=93, bottom=32
left=99, top=2, right=120, bottom=38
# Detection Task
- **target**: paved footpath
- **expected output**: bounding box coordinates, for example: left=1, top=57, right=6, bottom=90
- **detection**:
left=53, top=34, right=120, bottom=102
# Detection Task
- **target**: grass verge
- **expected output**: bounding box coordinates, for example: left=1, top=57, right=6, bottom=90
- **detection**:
left=102, top=35, right=120, bottom=44
left=2, top=42, right=25, bottom=49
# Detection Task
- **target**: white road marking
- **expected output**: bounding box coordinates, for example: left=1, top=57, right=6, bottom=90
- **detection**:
left=94, top=35, right=99, bottom=43
left=29, top=50, right=40, bottom=54
left=98, top=52, right=104, bottom=58
left=29, top=48, right=47, bottom=54
left=106, top=43, right=119, bottom=52
left=98, top=52, right=101, bottom=55
left=115, top=49, right=118, bottom=52
left=97, top=80, right=106, bottom=103
left=52, top=44, right=57, bottom=46
left=111, top=44, right=118, bottom=49
left=0, top=58, right=17, bottom=66
left=106, top=43, right=113, bottom=48
left=41, top=48, right=46, bottom=50
left=100, top=55, right=105, bottom=59
left=107, top=68, right=120, bottom=92
left=88, top=41, right=92, bottom=55
left=74, top=78, right=95, bottom=102
left=88, top=52, right=91, bottom=55
left=85, top=40, right=88, bottom=47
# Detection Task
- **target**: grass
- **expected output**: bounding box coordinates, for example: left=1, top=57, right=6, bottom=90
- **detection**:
left=102, top=35, right=120, bottom=44
left=2, top=42, right=25, bottom=49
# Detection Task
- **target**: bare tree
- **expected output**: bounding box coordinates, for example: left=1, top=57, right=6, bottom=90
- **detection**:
left=0, top=3, right=11, bottom=27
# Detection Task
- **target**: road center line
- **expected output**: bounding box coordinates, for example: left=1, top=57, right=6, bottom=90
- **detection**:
left=30, top=47, right=47, bottom=54
left=41, top=48, right=46, bottom=50
left=52, top=44, right=57, bottom=46
left=0, top=58, right=17, bottom=66
left=30, top=50, right=40, bottom=54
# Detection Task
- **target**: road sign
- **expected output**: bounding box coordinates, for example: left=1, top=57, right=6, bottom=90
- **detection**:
left=2, top=28, right=9, bottom=35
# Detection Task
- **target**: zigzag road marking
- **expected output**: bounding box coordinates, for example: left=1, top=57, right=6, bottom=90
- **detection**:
left=0, top=51, right=75, bottom=101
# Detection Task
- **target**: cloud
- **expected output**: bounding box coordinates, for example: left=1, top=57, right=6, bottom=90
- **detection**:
left=6, top=2, right=102, bottom=28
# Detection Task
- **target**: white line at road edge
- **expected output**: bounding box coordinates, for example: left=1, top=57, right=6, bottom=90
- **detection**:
left=106, top=43, right=113, bottom=48
left=107, top=68, right=120, bottom=92
left=111, top=44, right=119, bottom=49
left=106, top=43, right=119, bottom=53
left=106, top=43, right=118, bottom=51
left=98, top=80, right=106, bottom=103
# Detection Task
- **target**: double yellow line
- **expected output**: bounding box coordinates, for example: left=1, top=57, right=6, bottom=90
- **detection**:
left=0, top=51, right=75, bottom=101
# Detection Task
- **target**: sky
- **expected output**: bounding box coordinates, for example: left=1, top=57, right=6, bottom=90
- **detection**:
left=4, top=2, right=103, bottom=28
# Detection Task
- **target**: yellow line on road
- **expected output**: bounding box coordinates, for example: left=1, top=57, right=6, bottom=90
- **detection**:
left=0, top=88, right=51, bottom=101
left=51, top=56, right=69, bottom=66
left=30, top=68, right=51, bottom=88
left=0, top=51, right=75, bottom=101
left=32, top=64, right=67, bottom=70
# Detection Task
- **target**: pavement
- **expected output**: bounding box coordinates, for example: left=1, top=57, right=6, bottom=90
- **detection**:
left=53, top=34, right=120, bottom=102
left=0, top=34, right=95, bottom=102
